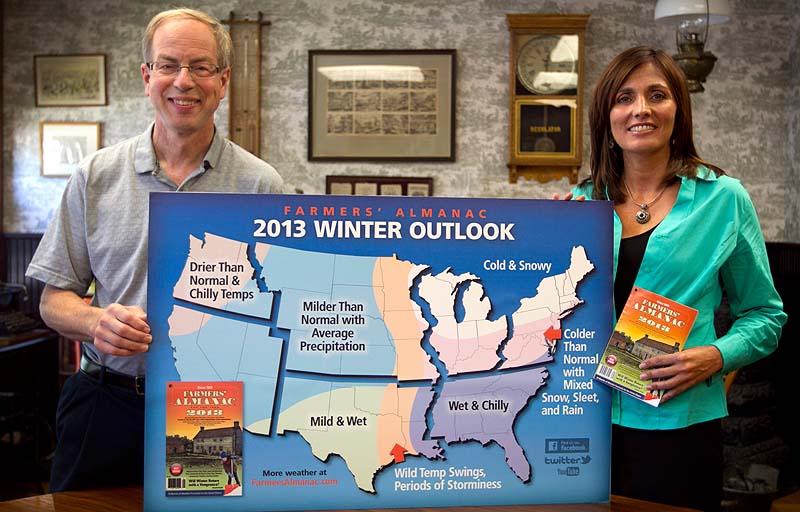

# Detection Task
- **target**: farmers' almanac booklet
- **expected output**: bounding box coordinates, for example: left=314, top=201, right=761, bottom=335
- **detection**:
left=593, top=286, right=698, bottom=407
left=165, top=381, right=243, bottom=497
left=144, top=193, right=614, bottom=511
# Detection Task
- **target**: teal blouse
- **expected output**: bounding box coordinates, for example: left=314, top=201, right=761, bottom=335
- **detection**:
left=572, top=166, right=787, bottom=429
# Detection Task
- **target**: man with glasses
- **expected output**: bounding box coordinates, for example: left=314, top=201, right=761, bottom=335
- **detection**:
left=26, top=8, right=283, bottom=492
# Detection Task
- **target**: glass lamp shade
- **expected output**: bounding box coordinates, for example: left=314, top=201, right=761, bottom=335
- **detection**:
left=654, top=0, right=731, bottom=25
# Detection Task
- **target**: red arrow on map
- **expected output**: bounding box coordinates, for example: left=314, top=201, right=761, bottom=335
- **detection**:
left=390, top=443, right=407, bottom=463
left=544, top=326, right=562, bottom=342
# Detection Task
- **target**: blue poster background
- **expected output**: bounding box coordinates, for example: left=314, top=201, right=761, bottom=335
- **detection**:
left=145, top=193, right=614, bottom=511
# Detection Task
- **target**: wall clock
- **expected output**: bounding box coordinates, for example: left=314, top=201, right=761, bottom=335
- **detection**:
left=507, top=14, right=589, bottom=184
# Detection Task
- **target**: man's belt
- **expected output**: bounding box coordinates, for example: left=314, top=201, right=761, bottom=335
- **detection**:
left=80, top=353, right=145, bottom=395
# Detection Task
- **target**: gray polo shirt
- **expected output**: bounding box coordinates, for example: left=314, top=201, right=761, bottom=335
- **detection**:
left=26, top=124, right=283, bottom=376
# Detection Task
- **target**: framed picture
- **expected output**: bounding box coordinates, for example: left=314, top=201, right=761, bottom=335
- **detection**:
left=40, top=122, right=101, bottom=177
left=34, top=54, right=107, bottom=107
left=309, top=49, right=456, bottom=161
left=326, top=176, right=434, bottom=196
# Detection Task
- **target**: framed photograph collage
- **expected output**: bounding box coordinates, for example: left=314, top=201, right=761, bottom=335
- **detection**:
left=326, top=175, right=433, bottom=197
left=309, top=49, right=456, bottom=162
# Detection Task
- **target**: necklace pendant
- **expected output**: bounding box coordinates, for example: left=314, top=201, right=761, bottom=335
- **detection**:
left=635, top=204, right=651, bottom=224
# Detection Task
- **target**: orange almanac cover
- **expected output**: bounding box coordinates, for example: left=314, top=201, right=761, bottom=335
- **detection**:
left=165, top=381, right=244, bottom=496
left=593, top=287, right=698, bottom=407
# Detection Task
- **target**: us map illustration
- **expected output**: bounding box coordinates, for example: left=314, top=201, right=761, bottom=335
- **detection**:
left=144, top=193, right=614, bottom=512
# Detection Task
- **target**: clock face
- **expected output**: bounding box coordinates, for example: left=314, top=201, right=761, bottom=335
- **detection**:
left=516, top=34, right=579, bottom=95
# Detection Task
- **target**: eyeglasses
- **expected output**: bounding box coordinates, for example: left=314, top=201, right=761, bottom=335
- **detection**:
left=146, top=61, right=221, bottom=79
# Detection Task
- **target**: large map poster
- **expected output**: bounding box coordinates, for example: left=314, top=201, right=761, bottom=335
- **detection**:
left=144, top=193, right=614, bottom=512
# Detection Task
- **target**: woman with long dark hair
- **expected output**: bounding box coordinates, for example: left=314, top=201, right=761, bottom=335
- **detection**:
left=568, top=46, right=785, bottom=511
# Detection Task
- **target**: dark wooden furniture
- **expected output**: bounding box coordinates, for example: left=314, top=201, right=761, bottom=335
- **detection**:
left=0, top=487, right=700, bottom=512
left=0, top=330, right=60, bottom=500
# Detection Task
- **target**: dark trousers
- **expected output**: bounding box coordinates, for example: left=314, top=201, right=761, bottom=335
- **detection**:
left=612, top=420, right=722, bottom=512
left=49, top=370, right=144, bottom=492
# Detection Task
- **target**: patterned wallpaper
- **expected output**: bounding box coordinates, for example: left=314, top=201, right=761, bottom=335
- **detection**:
left=2, top=0, right=797, bottom=241
left=790, top=2, right=800, bottom=241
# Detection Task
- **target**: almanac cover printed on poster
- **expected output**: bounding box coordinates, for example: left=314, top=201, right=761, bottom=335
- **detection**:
left=144, top=193, right=616, bottom=511
left=593, top=287, right=698, bottom=407
left=165, top=381, right=244, bottom=497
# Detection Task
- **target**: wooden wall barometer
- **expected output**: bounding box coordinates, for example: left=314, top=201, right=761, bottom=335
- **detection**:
left=225, top=12, right=270, bottom=156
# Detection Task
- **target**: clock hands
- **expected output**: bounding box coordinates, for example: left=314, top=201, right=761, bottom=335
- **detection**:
left=539, top=48, right=553, bottom=91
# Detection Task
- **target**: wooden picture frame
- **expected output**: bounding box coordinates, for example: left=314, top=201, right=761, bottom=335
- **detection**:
left=40, top=121, right=101, bottom=177
left=34, top=54, right=107, bottom=107
left=309, top=50, right=456, bottom=161
left=326, top=176, right=434, bottom=196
